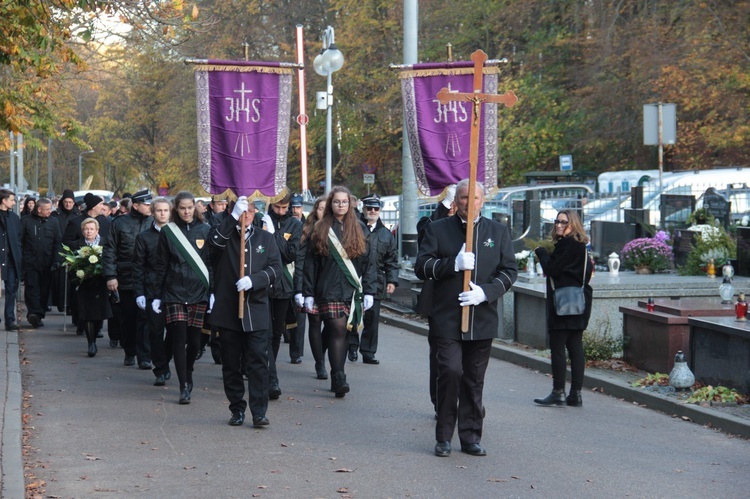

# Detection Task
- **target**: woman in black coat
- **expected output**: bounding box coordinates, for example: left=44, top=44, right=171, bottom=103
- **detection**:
left=533, top=209, right=593, bottom=407
left=303, top=186, right=377, bottom=397
left=72, top=218, right=112, bottom=357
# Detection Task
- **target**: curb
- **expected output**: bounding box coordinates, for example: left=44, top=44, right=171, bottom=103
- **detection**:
left=2, top=330, right=25, bottom=498
left=381, top=311, right=750, bottom=439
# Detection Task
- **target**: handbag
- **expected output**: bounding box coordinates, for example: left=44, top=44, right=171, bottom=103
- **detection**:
left=550, top=249, right=587, bottom=316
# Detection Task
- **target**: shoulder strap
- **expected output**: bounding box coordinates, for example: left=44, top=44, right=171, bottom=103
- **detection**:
left=162, top=223, right=209, bottom=289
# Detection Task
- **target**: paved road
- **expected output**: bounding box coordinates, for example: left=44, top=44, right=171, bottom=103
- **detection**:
left=18, top=312, right=750, bottom=498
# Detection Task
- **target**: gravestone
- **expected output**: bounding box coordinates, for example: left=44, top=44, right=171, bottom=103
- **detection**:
left=736, top=227, right=750, bottom=277
left=590, top=221, right=637, bottom=261
left=703, top=187, right=731, bottom=229
left=672, top=228, right=697, bottom=267
left=661, top=194, right=696, bottom=230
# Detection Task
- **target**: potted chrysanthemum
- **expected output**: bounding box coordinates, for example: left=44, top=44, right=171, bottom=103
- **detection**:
left=620, top=231, right=674, bottom=273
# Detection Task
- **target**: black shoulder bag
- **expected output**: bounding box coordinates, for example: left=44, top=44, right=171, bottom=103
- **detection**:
left=550, top=248, right=587, bottom=316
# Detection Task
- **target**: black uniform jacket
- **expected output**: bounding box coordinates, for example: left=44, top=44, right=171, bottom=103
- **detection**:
left=103, top=210, right=153, bottom=290
left=302, top=219, right=378, bottom=303
left=153, top=218, right=211, bottom=305
left=415, top=215, right=517, bottom=341
left=0, top=209, right=22, bottom=276
left=20, top=213, right=61, bottom=271
left=208, top=215, right=281, bottom=332
left=132, top=223, right=162, bottom=300
left=535, top=236, right=593, bottom=332
left=362, top=216, right=399, bottom=300
left=266, top=210, right=302, bottom=299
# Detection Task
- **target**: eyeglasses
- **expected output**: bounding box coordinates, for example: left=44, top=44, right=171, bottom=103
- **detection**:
left=331, top=200, right=350, bottom=206
left=553, top=219, right=570, bottom=226
left=365, top=206, right=380, bottom=211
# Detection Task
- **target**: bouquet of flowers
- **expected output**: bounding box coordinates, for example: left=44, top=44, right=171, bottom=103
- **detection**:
left=620, top=231, right=674, bottom=273
left=515, top=250, right=531, bottom=270
left=60, top=244, right=104, bottom=282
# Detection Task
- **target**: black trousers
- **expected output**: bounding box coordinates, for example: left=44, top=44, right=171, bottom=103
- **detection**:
left=221, top=327, right=269, bottom=418
left=24, top=269, right=51, bottom=319
left=549, top=329, right=585, bottom=391
left=432, top=334, right=492, bottom=445
left=270, top=297, right=303, bottom=362
left=348, top=299, right=381, bottom=356
left=113, top=289, right=140, bottom=359
left=146, top=301, right=172, bottom=377
left=428, top=335, right=438, bottom=410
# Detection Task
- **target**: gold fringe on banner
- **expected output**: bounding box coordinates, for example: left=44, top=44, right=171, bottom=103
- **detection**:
left=194, top=64, right=294, bottom=75
left=398, top=66, right=500, bottom=79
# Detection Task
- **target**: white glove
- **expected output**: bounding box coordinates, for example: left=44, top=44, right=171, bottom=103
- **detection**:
left=136, top=295, right=146, bottom=310
left=304, top=296, right=315, bottom=311
left=442, top=184, right=457, bottom=209
left=152, top=299, right=162, bottom=314
left=208, top=294, right=215, bottom=313
left=459, top=281, right=487, bottom=307
left=294, top=293, right=304, bottom=308
left=231, top=196, right=249, bottom=220
left=236, top=276, right=253, bottom=292
left=454, top=243, right=475, bottom=271
left=262, top=213, right=275, bottom=234
left=363, top=294, right=374, bottom=311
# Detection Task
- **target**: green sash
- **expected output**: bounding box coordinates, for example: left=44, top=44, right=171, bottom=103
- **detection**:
left=328, top=228, right=364, bottom=332
left=282, top=262, right=295, bottom=287
left=162, top=223, right=209, bottom=289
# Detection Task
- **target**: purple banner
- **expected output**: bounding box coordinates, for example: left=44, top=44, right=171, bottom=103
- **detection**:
left=195, top=64, right=293, bottom=198
left=400, top=63, right=499, bottom=197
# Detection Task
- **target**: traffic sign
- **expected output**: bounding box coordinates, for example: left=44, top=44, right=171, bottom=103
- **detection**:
left=559, top=155, right=573, bottom=171
left=363, top=174, right=375, bottom=184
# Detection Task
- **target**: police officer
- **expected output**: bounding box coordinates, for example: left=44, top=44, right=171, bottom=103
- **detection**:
left=347, top=194, right=399, bottom=364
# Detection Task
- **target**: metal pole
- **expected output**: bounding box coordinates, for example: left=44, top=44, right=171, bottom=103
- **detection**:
left=9, top=132, right=15, bottom=193
left=78, top=153, right=83, bottom=191
left=17, top=134, right=24, bottom=193
left=325, top=73, right=333, bottom=195
left=47, top=137, right=54, bottom=198
left=658, top=103, right=664, bottom=229
left=401, top=0, right=419, bottom=259
left=296, top=24, right=311, bottom=200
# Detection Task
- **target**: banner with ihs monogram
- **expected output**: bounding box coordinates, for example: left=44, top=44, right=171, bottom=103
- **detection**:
left=399, top=62, right=500, bottom=197
left=194, top=60, right=293, bottom=199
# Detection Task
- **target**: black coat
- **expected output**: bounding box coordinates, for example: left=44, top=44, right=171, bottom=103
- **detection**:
left=0, top=209, right=22, bottom=277
left=103, top=210, right=153, bottom=290
left=415, top=215, right=517, bottom=341
left=132, top=223, right=162, bottom=300
left=208, top=215, right=281, bottom=332
left=302, top=219, right=377, bottom=303
left=266, top=211, right=302, bottom=299
left=50, top=206, right=77, bottom=239
left=361, top=216, right=399, bottom=299
left=153, top=219, right=211, bottom=305
left=70, top=238, right=111, bottom=322
left=535, top=236, right=593, bottom=332
left=20, top=213, right=61, bottom=271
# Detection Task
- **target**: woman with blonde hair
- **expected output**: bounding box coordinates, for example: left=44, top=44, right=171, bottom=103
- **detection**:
left=533, top=209, right=592, bottom=407
left=303, top=187, right=376, bottom=396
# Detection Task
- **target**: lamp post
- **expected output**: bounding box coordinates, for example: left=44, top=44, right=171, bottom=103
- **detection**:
left=313, top=26, right=344, bottom=195
left=78, top=150, right=94, bottom=191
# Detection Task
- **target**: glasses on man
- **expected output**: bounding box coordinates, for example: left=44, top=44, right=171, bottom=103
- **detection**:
left=553, top=219, right=570, bottom=225
left=365, top=206, right=380, bottom=211
left=331, top=200, right=350, bottom=206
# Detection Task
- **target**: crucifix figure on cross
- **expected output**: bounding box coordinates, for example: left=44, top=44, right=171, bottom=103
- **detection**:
left=435, top=49, right=518, bottom=332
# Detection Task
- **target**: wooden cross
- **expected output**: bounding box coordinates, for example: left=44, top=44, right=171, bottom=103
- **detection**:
left=436, top=49, right=518, bottom=332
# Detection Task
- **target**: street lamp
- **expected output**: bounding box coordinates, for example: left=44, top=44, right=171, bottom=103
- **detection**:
left=78, top=150, right=94, bottom=191
left=313, top=26, right=344, bottom=195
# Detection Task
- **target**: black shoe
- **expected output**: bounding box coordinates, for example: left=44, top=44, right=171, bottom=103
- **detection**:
left=269, top=384, right=281, bottom=400
left=290, top=357, right=302, bottom=364
left=5, top=323, right=19, bottom=331
left=179, top=388, right=191, bottom=404
left=228, top=412, right=245, bottom=426
left=139, top=361, right=153, bottom=370
left=461, top=443, right=487, bottom=456
left=332, top=371, right=350, bottom=398
left=96, top=330, right=103, bottom=338
left=566, top=389, right=583, bottom=407
left=195, top=347, right=205, bottom=361
left=124, top=356, right=135, bottom=366
left=186, top=382, right=193, bottom=394
left=87, top=342, right=97, bottom=357
left=315, top=360, right=328, bottom=380
left=362, top=356, right=379, bottom=365
left=434, top=441, right=451, bottom=457
left=252, top=415, right=270, bottom=427
left=534, top=389, right=566, bottom=406
left=27, top=314, right=41, bottom=328
left=109, top=339, right=118, bottom=347
left=153, top=374, right=166, bottom=386
left=348, top=347, right=358, bottom=362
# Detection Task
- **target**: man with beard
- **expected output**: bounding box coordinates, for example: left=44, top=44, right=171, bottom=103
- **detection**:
left=21, top=198, right=61, bottom=328
left=262, top=191, right=303, bottom=399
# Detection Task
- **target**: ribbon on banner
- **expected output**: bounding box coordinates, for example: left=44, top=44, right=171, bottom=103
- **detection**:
left=399, top=62, right=500, bottom=197
left=195, top=60, right=294, bottom=199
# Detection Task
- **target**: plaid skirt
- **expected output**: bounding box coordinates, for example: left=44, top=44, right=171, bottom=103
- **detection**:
left=165, top=302, right=207, bottom=328
left=318, top=301, right=350, bottom=320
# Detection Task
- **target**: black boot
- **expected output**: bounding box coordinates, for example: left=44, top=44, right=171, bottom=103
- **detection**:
left=315, top=360, right=328, bottom=380
left=566, top=389, right=583, bottom=407
left=332, top=371, right=350, bottom=398
left=179, top=385, right=191, bottom=404
left=85, top=323, right=98, bottom=357
left=534, top=389, right=566, bottom=406
left=87, top=342, right=97, bottom=357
